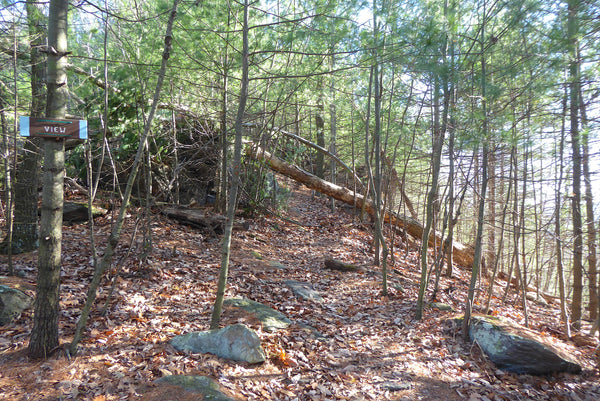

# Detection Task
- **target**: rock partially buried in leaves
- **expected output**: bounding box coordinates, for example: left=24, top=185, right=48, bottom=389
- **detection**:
left=285, top=280, right=323, bottom=303
left=171, top=323, right=266, bottom=364
left=468, top=315, right=582, bottom=375
left=155, top=375, right=234, bottom=401
left=224, top=298, right=292, bottom=332
left=0, top=285, right=33, bottom=325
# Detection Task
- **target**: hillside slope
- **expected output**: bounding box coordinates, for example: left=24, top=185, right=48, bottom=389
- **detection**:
left=0, top=184, right=598, bottom=400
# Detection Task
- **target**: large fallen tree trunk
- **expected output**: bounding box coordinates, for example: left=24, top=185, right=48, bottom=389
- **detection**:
left=244, top=124, right=365, bottom=190
left=164, top=207, right=249, bottom=234
left=246, top=144, right=474, bottom=268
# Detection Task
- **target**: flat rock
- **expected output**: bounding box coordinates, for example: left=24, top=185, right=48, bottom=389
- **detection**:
left=0, top=285, right=33, bottom=325
left=171, top=323, right=266, bottom=364
left=224, top=298, right=291, bottom=332
left=469, top=315, right=582, bottom=375
left=155, top=375, right=234, bottom=401
left=285, top=280, right=323, bottom=303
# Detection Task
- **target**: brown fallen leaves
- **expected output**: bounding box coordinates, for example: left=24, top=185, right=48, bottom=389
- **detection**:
left=0, top=184, right=599, bottom=401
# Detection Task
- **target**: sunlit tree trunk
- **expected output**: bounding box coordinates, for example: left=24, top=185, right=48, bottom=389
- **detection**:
left=485, top=147, right=513, bottom=314
left=463, top=0, right=488, bottom=339
left=567, top=0, right=583, bottom=330
left=556, top=89, right=571, bottom=337
left=579, top=83, right=597, bottom=322
left=519, top=145, right=529, bottom=327
left=416, top=79, right=444, bottom=320
left=211, top=0, right=249, bottom=329
left=217, top=7, right=232, bottom=213
left=485, top=148, right=496, bottom=278
left=329, top=51, right=337, bottom=212
left=69, top=0, right=180, bottom=355
left=28, top=0, right=68, bottom=359
left=315, top=79, right=325, bottom=180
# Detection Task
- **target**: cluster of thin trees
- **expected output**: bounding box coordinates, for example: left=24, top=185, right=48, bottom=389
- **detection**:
left=0, top=0, right=599, bottom=358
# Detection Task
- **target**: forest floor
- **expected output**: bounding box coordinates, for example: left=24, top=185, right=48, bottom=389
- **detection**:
left=1, top=180, right=599, bottom=401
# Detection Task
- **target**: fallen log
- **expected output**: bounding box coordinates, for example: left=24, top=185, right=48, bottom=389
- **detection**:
left=246, top=143, right=474, bottom=268
left=324, top=258, right=360, bottom=272
left=164, top=207, right=249, bottom=234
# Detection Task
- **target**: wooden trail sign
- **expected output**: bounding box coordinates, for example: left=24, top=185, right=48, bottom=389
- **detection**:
left=20, top=116, right=87, bottom=140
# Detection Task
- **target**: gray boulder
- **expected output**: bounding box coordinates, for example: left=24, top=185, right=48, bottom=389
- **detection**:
left=469, top=315, right=582, bottom=375
left=285, top=280, right=323, bottom=303
left=171, top=323, right=266, bottom=364
left=224, top=298, right=291, bottom=332
left=155, top=375, right=234, bottom=401
left=0, top=285, right=33, bottom=325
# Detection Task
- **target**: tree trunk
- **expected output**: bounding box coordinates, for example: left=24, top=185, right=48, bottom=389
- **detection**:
left=416, top=78, right=444, bottom=320
left=329, top=52, right=337, bottom=212
left=69, top=0, right=180, bottom=355
left=369, top=0, right=388, bottom=290
left=485, top=147, right=496, bottom=278
left=210, top=0, right=249, bottom=329
left=568, top=0, right=583, bottom=330
left=315, top=78, right=325, bottom=180
left=485, top=148, right=512, bottom=314
left=255, top=125, right=363, bottom=189
left=556, top=89, right=571, bottom=338
left=2, top=1, right=45, bottom=255
left=463, top=5, right=488, bottom=340
left=519, top=145, right=529, bottom=327
left=217, top=7, right=232, bottom=213
left=28, top=0, right=68, bottom=359
left=580, top=84, right=597, bottom=322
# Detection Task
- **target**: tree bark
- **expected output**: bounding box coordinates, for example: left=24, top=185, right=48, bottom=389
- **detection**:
left=416, top=78, right=444, bottom=320
left=4, top=1, right=46, bottom=255
left=568, top=0, right=583, bottom=330
left=556, top=89, right=571, bottom=338
left=256, top=125, right=363, bottom=189
left=28, top=0, right=68, bottom=360
left=69, top=0, right=180, bottom=355
left=315, top=79, right=325, bottom=180
left=463, top=5, right=489, bottom=341
left=580, top=84, right=597, bottom=322
left=210, top=0, right=249, bottom=330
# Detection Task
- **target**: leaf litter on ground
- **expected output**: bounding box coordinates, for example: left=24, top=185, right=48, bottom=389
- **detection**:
left=0, top=181, right=599, bottom=400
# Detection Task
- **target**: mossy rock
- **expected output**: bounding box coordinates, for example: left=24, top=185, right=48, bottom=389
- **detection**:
left=467, top=315, right=582, bottom=375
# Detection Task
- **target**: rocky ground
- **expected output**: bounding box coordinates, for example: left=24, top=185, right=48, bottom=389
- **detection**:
left=0, top=183, right=599, bottom=400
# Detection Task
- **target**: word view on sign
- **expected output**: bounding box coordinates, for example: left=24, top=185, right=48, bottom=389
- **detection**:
left=20, top=116, right=87, bottom=140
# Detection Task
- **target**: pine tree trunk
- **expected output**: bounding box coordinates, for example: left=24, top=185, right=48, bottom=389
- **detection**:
left=580, top=86, right=597, bottom=322
left=568, top=0, right=583, bottom=330
left=315, top=78, right=325, bottom=180
left=556, top=90, right=571, bottom=337
left=416, top=80, right=444, bottom=320
left=28, top=0, right=68, bottom=359
left=2, top=1, right=45, bottom=255
left=463, top=5, right=489, bottom=340
left=210, top=0, right=249, bottom=329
